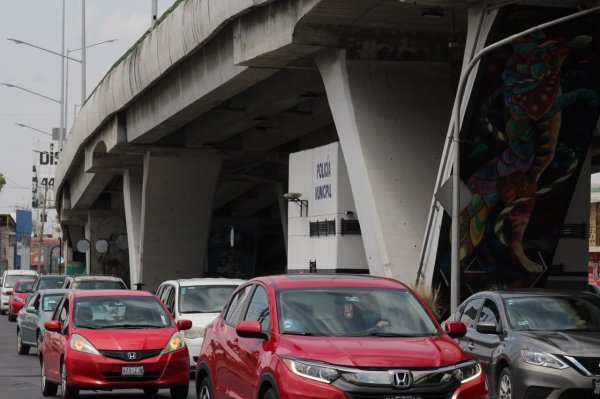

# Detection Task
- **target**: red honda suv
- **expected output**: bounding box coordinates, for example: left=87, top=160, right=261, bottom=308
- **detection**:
left=195, top=274, right=488, bottom=399
left=39, top=289, right=192, bottom=399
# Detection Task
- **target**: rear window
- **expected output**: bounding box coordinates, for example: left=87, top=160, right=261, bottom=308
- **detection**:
left=38, top=277, right=66, bottom=290
left=4, top=274, right=36, bottom=288
left=15, top=280, right=34, bottom=293
left=73, top=280, right=126, bottom=290
left=179, top=285, right=237, bottom=313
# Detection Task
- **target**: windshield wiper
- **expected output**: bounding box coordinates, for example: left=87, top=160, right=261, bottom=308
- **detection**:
left=282, top=331, right=315, bottom=336
left=366, top=332, right=419, bottom=337
left=75, top=324, right=102, bottom=329
left=111, top=324, right=161, bottom=329
left=180, top=311, right=218, bottom=314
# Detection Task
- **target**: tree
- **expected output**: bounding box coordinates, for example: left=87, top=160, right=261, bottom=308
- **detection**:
left=0, top=173, right=5, bottom=192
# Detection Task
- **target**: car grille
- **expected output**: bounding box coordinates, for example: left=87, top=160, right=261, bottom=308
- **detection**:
left=101, top=371, right=161, bottom=382
left=346, top=392, right=453, bottom=399
left=525, top=386, right=554, bottom=399
left=571, top=357, right=600, bottom=375
left=99, top=349, right=162, bottom=362
left=559, top=389, right=600, bottom=399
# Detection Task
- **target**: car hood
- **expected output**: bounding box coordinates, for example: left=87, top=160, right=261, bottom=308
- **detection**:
left=517, top=330, right=600, bottom=356
left=176, top=312, right=219, bottom=328
left=277, top=334, right=468, bottom=368
left=77, top=328, right=176, bottom=351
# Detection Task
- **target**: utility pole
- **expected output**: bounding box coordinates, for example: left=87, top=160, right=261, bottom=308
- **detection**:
left=38, top=184, right=48, bottom=273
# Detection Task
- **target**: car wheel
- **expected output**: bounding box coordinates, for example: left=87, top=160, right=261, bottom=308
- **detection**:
left=198, top=377, right=213, bottom=399
left=41, top=361, right=58, bottom=396
left=61, top=362, right=79, bottom=399
left=143, top=388, right=159, bottom=396
left=37, top=331, right=43, bottom=350
left=17, top=329, right=30, bottom=355
left=497, top=368, right=513, bottom=399
left=170, top=384, right=189, bottom=399
left=8, top=312, right=16, bottom=322
left=263, top=388, right=279, bottom=399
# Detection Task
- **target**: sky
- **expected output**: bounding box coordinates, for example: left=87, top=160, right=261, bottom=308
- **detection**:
left=0, top=0, right=176, bottom=214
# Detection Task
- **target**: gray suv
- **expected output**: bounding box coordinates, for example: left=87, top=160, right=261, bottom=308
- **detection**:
left=446, top=289, right=600, bottom=399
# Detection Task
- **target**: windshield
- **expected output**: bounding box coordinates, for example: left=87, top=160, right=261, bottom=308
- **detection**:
left=179, top=285, right=237, bottom=313
left=73, top=280, right=126, bottom=290
left=15, top=280, right=34, bottom=293
left=38, top=277, right=66, bottom=290
left=74, top=296, right=173, bottom=329
left=4, top=275, right=35, bottom=288
left=504, top=296, right=600, bottom=331
left=42, top=294, right=64, bottom=312
left=277, top=287, right=439, bottom=337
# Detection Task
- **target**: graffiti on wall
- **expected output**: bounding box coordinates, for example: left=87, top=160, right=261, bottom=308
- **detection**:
left=434, top=6, right=600, bottom=299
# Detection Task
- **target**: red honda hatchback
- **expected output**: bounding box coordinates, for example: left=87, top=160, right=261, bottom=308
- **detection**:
left=195, top=274, right=489, bottom=399
left=8, top=279, right=34, bottom=321
left=39, top=289, right=192, bottom=399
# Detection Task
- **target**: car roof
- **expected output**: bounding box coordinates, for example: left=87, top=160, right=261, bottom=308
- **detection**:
left=70, top=289, right=152, bottom=298
left=38, top=275, right=67, bottom=279
left=470, top=289, right=599, bottom=299
left=3, top=270, right=37, bottom=275
left=161, top=278, right=245, bottom=287
left=15, top=278, right=35, bottom=283
left=69, top=275, right=124, bottom=281
left=249, top=274, right=409, bottom=290
left=36, top=288, right=69, bottom=295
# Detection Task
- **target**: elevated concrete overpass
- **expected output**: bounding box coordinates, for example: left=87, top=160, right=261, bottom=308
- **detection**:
left=55, top=0, right=600, bottom=297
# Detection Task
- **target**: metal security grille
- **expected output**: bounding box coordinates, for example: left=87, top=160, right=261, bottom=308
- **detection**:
left=340, top=218, right=361, bottom=235
left=309, top=220, right=336, bottom=237
left=559, top=223, right=588, bottom=239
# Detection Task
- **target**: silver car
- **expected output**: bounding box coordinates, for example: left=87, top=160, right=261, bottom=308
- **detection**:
left=16, top=288, right=67, bottom=355
left=446, top=289, right=600, bottom=399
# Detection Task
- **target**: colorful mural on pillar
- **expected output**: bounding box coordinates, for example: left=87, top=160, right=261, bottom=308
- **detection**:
left=434, top=5, right=600, bottom=301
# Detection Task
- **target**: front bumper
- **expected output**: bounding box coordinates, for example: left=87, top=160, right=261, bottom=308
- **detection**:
left=273, top=361, right=489, bottom=399
left=64, top=348, right=190, bottom=390
left=511, top=359, right=600, bottom=399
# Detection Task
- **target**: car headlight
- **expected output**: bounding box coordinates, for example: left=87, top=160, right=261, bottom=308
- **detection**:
left=521, top=350, right=568, bottom=369
left=282, top=358, right=340, bottom=383
left=183, top=326, right=205, bottom=340
left=14, top=297, right=23, bottom=303
left=70, top=333, right=100, bottom=355
left=454, top=361, right=482, bottom=384
left=161, top=332, right=186, bottom=354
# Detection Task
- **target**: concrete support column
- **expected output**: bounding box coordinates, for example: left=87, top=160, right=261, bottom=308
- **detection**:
left=123, top=171, right=143, bottom=288
left=86, top=211, right=128, bottom=283
left=316, top=51, right=454, bottom=282
left=140, top=150, right=222, bottom=291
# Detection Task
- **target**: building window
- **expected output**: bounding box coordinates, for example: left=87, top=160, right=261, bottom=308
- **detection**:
left=309, top=220, right=336, bottom=237
left=559, top=223, right=588, bottom=239
left=340, top=219, right=361, bottom=235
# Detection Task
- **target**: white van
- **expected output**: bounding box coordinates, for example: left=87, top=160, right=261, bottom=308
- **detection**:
left=1, top=269, right=38, bottom=314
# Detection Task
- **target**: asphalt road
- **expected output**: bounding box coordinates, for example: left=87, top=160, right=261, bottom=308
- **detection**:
left=0, top=313, right=197, bottom=399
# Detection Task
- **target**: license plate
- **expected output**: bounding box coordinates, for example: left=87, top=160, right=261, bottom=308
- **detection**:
left=593, top=378, right=600, bottom=396
left=121, top=366, right=144, bottom=377
left=385, top=396, right=421, bottom=399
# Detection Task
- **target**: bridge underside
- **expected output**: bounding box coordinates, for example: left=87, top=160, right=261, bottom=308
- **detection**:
left=55, top=0, right=600, bottom=295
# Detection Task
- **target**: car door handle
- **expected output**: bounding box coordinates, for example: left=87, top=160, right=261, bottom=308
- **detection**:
left=467, top=343, right=475, bottom=350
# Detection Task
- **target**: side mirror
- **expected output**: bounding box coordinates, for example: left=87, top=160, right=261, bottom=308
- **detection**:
left=236, top=320, right=268, bottom=339
left=476, top=321, right=500, bottom=334
left=176, top=319, right=192, bottom=331
left=26, top=306, right=36, bottom=313
left=445, top=321, right=467, bottom=338
left=44, top=320, right=61, bottom=332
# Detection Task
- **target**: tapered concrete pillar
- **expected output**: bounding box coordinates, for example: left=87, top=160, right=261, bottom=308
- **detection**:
left=86, top=211, right=129, bottom=284
left=140, top=150, right=221, bottom=291
left=316, top=51, right=454, bottom=282
left=123, top=170, right=143, bottom=288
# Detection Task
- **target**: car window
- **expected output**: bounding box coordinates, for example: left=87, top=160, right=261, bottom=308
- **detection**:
left=15, top=280, right=34, bottom=293
left=73, top=296, right=173, bottom=329
left=159, top=285, right=173, bottom=305
left=42, top=294, right=64, bottom=313
left=459, top=297, right=484, bottom=329
left=164, top=287, right=175, bottom=313
left=156, top=285, right=165, bottom=299
left=244, top=286, right=270, bottom=331
left=28, top=293, right=41, bottom=310
left=73, top=280, right=126, bottom=289
left=179, top=285, right=237, bottom=314
left=38, top=277, right=66, bottom=290
left=224, top=285, right=253, bottom=326
left=56, top=298, right=70, bottom=333
left=478, top=299, right=500, bottom=325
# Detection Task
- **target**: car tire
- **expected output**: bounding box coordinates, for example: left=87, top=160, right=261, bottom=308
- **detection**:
left=143, top=388, right=159, bottom=396
left=8, top=312, right=16, bottom=322
left=198, top=376, right=213, bottom=399
left=263, top=388, right=280, bottom=399
left=170, top=384, right=189, bottom=399
left=41, top=362, right=58, bottom=396
left=17, top=329, right=30, bottom=355
left=61, top=362, right=79, bottom=399
left=497, top=368, right=513, bottom=399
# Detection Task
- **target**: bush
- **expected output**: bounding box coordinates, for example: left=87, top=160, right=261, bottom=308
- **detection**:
left=411, top=283, right=445, bottom=320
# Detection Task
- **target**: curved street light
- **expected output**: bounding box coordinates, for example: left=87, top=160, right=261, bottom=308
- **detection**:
left=15, top=123, right=53, bottom=137
left=1, top=82, right=60, bottom=103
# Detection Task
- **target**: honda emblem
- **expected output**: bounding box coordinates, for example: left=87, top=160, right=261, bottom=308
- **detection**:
left=391, top=371, right=412, bottom=388
left=127, top=352, right=137, bottom=360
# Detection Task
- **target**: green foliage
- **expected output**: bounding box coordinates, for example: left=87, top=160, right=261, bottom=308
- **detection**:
left=0, top=173, right=5, bottom=192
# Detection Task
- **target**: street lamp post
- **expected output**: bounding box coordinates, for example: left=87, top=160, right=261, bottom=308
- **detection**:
left=1, top=83, right=60, bottom=103
left=15, top=123, right=53, bottom=137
